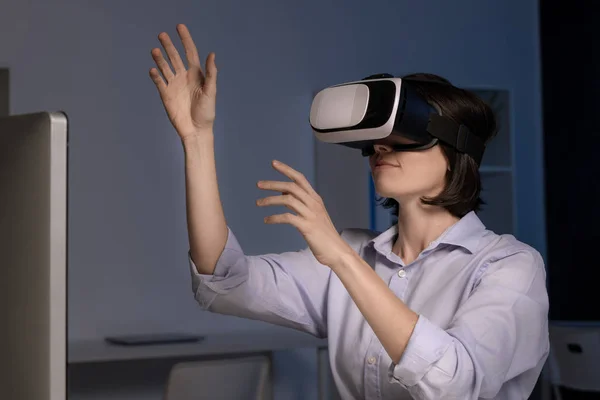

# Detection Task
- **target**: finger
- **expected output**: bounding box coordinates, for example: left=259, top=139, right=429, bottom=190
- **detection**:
left=271, top=160, right=322, bottom=202
left=149, top=67, right=167, bottom=94
left=176, top=24, right=202, bottom=69
left=158, top=32, right=186, bottom=74
left=203, top=52, right=218, bottom=97
left=151, top=48, right=174, bottom=81
left=264, top=213, right=306, bottom=229
left=257, top=180, right=313, bottom=206
left=256, top=194, right=311, bottom=217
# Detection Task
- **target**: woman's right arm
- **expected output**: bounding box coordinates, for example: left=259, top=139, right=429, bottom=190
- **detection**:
left=181, top=133, right=228, bottom=275
left=181, top=129, right=332, bottom=337
left=148, top=24, right=332, bottom=337
left=148, top=24, right=226, bottom=274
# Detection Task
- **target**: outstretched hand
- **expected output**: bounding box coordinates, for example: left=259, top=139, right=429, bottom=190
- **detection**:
left=149, top=24, right=217, bottom=139
left=256, top=160, right=354, bottom=267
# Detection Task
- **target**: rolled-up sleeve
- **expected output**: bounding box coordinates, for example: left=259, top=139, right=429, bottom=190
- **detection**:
left=189, top=227, right=332, bottom=337
left=388, top=249, right=550, bottom=400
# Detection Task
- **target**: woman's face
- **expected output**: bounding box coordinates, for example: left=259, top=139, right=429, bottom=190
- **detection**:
left=368, top=136, right=449, bottom=204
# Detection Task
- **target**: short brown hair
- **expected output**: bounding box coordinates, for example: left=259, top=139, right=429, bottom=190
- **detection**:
left=378, top=73, right=498, bottom=218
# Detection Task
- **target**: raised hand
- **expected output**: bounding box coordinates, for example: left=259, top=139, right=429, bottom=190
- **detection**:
left=149, top=24, right=217, bottom=139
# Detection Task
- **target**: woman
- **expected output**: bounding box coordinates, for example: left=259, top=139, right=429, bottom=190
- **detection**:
left=149, top=24, right=549, bottom=400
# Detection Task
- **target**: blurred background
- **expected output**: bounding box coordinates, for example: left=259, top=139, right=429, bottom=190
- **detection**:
left=0, top=0, right=596, bottom=399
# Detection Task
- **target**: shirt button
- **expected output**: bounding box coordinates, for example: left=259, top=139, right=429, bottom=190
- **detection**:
left=367, top=356, right=376, bottom=365
left=397, top=269, right=406, bottom=278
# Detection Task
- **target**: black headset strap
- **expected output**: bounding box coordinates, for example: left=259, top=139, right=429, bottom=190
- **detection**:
left=427, top=114, right=485, bottom=165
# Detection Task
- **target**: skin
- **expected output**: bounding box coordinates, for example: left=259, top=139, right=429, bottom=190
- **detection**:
left=368, top=137, right=459, bottom=264
left=149, top=24, right=461, bottom=365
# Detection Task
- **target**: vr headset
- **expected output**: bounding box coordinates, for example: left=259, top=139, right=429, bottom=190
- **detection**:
left=309, top=73, right=486, bottom=166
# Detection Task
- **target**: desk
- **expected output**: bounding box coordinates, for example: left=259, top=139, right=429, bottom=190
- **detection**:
left=69, top=329, right=328, bottom=364
left=68, top=329, right=335, bottom=400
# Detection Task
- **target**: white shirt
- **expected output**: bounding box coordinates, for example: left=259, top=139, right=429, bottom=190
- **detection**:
left=190, top=211, right=550, bottom=399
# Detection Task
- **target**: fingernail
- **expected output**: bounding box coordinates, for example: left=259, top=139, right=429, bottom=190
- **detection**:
left=272, top=160, right=279, bottom=166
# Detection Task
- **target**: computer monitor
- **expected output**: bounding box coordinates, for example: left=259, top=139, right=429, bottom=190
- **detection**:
left=0, top=111, right=68, bottom=400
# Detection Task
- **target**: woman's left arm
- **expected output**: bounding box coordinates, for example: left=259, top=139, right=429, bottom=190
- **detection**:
left=330, top=248, right=420, bottom=363
left=257, top=160, right=549, bottom=399
left=331, top=245, right=550, bottom=399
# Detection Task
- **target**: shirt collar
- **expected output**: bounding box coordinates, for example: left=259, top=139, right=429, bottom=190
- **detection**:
left=369, top=211, right=487, bottom=259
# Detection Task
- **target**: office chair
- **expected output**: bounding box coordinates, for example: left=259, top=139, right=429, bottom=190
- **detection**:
left=163, top=355, right=271, bottom=400
left=547, top=324, right=600, bottom=400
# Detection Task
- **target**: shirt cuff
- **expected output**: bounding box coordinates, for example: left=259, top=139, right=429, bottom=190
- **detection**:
left=388, top=314, right=454, bottom=387
left=189, top=228, right=249, bottom=305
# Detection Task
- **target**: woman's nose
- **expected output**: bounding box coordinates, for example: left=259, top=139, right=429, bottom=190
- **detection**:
left=373, top=143, right=393, bottom=154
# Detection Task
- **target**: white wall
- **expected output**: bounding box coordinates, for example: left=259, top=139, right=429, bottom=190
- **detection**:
left=0, top=0, right=543, bottom=362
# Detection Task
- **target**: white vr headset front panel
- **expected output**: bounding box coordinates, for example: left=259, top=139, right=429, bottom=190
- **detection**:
left=310, top=84, right=369, bottom=129
left=310, top=78, right=403, bottom=144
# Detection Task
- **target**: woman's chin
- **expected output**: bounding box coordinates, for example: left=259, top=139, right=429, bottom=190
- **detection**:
left=372, top=172, right=441, bottom=201
left=372, top=176, right=402, bottom=196
left=373, top=183, right=424, bottom=201
left=373, top=185, right=401, bottom=199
